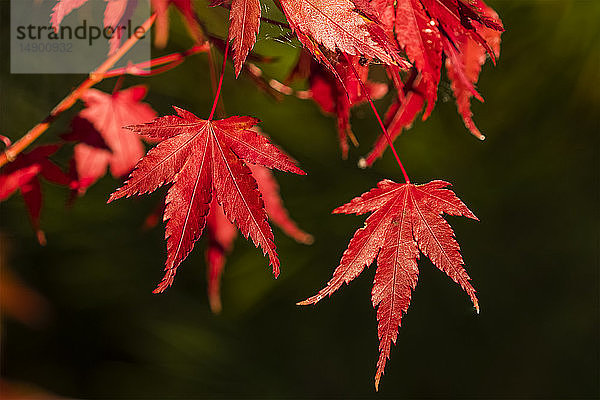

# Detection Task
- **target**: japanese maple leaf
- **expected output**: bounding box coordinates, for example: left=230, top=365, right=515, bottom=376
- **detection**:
left=108, top=107, right=306, bottom=293
left=66, top=85, right=156, bottom=194
left=0, top=145, right=71, bottom=244
left=205, top=163, right=313, bottom=313
left=308, top=55, right=387, bottom=157
left=299, top=179, right=478, bottom=390
left=278, top=0, right=408, bottom=73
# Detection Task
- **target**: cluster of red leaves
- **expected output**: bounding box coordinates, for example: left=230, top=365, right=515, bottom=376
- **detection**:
left=0, top=84, right=156, bottom=237
left=1, top=0, right=504, bottom=389
left=212, top=0, right=501, bottom=388
left=353, top=0, right=504, bottom=166
left=290, top=0, right=504, bottom=165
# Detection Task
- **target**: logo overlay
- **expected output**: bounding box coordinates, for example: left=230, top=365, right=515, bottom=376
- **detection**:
left=11, top=0, right=151, bottom=74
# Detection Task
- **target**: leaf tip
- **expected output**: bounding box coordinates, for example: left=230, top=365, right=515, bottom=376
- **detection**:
left=152, top=282, right=170, bottom=294
left=294, top=167, right=308, bottom=176
left=209, top=296, right=223, bottom=314
left=300, top=234, right=315, bottom=245
left=297, top=293, right=322, bottom=306
left=123, top=123, right=139, bottom=132
left=106, top=190, right=121, bottom=204
left=36, top=230, right=47, bottom=246
left=153, top=273, right=174, bottom=294
left=234, top=64, right=243, bottom=79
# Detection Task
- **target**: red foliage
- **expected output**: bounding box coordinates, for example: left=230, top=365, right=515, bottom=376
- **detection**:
left=65, top=85, right=156, bottom=194
left=1, top=0, right=507, bottom=388
left=108, top=108, right=305, bottom=293
left=299, top=180, right=478, bottom=389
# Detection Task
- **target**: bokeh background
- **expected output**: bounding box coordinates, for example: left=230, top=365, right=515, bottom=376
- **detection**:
left=1, top=0, right=598, bottom=398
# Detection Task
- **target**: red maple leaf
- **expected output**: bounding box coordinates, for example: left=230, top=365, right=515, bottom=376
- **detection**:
left=0, top=145, right=71, bottom=244
left=66, top=85, right=156, bottom=194
left=104, top=0, right=140, bottom=54
left=421, top=0, right=503, bottom=57
left=108, top=107, right=306, bottom=293
left=299, top=179, right=478, bottom=390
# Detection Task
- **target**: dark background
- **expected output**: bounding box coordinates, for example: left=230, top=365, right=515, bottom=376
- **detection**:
left=1, top=0, right=598, bottom=398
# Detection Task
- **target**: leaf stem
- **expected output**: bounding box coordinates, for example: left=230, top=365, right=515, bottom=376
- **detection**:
left=342, top=53, right=410, bottom=184
left=207, top=43, right=226, bottom=118
left=208, top=39, right=230, bottom=121
left=0, top=14, right=157, bottom=168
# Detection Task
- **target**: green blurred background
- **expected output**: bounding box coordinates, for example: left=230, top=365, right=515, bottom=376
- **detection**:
left=1, top=0, right=598, bottom=398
